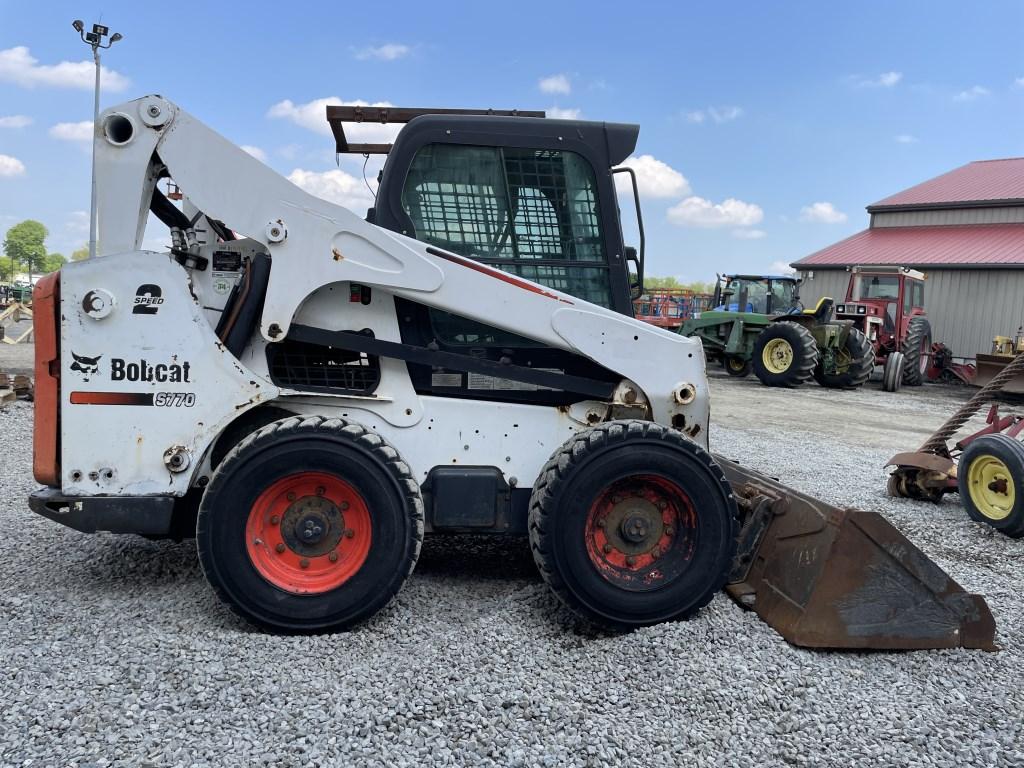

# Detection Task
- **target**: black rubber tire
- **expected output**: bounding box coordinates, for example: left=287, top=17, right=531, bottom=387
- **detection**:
left=813, top=327, right=874, bottom=389
left=882, top=351, right=905, bottom=392
left=751, top=322, right=818, bottom=388
left=958, top=434, right=1024, bottom=538
left=901, top=317, right=932, bottom=386
left=197, top=415, right=424, bottom=632
left=528, top=420, right=738, bottom=630
left=724, top=355, right=752, bottom=377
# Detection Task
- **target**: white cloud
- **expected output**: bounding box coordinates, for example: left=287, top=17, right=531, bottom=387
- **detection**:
left=895, top=134, right=918, bottom=144
left=287, top=168, right=374, bottom=212
left=855, top=71, right=903, bottom=88
left=547, top=106, right=581, bottom=120
left=0, top=46, right=129, bottom=91
left=770, top=260, right=796, bottom=275
left=615, top=155, right=690, bottom=198
left=268, top=97, right=401, bottom=143
left=800, top=201, right=848, bottom=223
left=954, top=85, right=990, bottom=102
left=241, top=145, right=267, bottom=162
left=686, top=106, right=742, bottom=124
left=66, top=211, right=89, bottom=235
left=1015, top=77, right=1024, bottom=89
left=0, top=114, right=31, bottom=128
left=733, top=228, right=766, bottom=240
left=708, top=106, right=743, bottom=123
left=0, top=154, right=26, bottom=177
left=49, top=121, right=93, bottom=142
left=353, top=43, right=411, bottom=61
left=668, top=196, right=763, bottom=228
left=538, top=74, right=571, bottom=95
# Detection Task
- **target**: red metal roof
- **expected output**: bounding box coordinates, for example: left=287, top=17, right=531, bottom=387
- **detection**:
left=870, top=158, right=1024, bottom=209
left=792, top=224, right=1024, bottom=268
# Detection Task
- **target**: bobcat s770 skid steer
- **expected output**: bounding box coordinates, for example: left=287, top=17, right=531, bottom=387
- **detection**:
left=29, top=96, right=996, bottom=649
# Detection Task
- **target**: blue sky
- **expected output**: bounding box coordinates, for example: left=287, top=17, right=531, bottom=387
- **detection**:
left=0, top=1, right=1022, bottom=281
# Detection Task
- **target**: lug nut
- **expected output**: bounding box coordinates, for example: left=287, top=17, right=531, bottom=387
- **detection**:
left=650, top=547, right=661, bottom=558
left=626, top=555, right=637, bottom=567
left=275, top=543, right=286, bottom=554
left=344, top=528, right=354, bottom=539
left=596, top=517, right=606, bottom=529
left=603, top=543, right=613, bottom=554
left=328, top=552, right=338, bottom=563
left=300, top=558, right=310, bottom=569
left=270, top=515, right=280, bottom=525
left=656, top=500, right=667, bottom=510
left=316, top=486, right=326, bottom=496
left=340, top=501, right=350, bottom=511
left=665, top=526, right=675, bottom=536
left=286, top=492, right=296, bottom=502
left=611, top=495, right=622, bottom=504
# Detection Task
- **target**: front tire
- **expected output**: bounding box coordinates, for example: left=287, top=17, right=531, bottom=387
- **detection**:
left=752, top=322, right=817, bottom=388
left=882, top=351, right=905, bottom=392
left=902, top=317, right=932, bottom=386
left=724, top=355, right=752, bottom=377
left=197, top=416, right=424, bottom=632
left=958, top=434, right=1024, bottom=538
left=528, top=421, right=738, bottom=629
left=814, top=327, right=873, bottom=389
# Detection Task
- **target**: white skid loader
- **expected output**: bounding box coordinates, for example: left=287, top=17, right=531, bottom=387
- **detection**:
left=29, top=96, right=995, bottom=649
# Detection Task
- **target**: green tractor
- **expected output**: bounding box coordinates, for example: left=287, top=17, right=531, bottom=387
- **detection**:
left=679, top=274, right=873, bottom=389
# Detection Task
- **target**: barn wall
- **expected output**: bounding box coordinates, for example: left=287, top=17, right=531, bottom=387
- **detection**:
left=796, top=267, right=1024, bottom=358
left=871, top=206, right=1024, bottom=228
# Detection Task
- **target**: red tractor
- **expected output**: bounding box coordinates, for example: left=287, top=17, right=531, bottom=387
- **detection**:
left=834, top=267, right=932, bottom=392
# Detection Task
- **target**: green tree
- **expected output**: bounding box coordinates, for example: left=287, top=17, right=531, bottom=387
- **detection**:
left=3, top=220, right=49, bottom=282
left=643, top=276, right=714, bottom=294
left=42, top=252, right=67, bottom=273
left=71, top=245, right=89, bottom=262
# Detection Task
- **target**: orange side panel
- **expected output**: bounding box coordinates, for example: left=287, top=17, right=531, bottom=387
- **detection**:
left=32, top=272, right=60, bottom=486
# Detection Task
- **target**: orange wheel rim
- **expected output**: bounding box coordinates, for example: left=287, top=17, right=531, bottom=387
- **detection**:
left=584, top=474, right=698, bottom=591
left=245, top=472, right=372, bottom=594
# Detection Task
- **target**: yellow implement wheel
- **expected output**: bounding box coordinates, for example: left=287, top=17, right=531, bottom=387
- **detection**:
left=965, top=455, right=1014, bottom=521
left=957, top=434, right=1024, bottom=538
left=762, top=338, right=794, bottom=374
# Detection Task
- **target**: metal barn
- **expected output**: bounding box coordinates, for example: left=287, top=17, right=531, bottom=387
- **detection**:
left=792, top=158, right=1024, bottom=358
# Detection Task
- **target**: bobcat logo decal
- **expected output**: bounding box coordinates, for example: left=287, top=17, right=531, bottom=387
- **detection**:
left=70, top=351, right=103, bottom=381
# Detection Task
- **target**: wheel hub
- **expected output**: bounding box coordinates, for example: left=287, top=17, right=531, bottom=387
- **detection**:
left=280, top=496, right=344, bottom=557
left=585, top=475, right=697, bottom=591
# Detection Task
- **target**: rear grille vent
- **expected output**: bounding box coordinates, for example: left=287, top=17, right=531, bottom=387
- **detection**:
left=268, top=338, right=380, bottom=394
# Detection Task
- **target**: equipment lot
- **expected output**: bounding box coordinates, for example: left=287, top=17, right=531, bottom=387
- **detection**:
left=1, top=353, right=1021, bottom=767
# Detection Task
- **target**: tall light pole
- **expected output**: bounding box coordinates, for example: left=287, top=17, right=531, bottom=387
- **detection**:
left=72, top=20, right=123, bottom=260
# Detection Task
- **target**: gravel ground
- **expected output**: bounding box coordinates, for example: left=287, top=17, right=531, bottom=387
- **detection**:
left=1, top=376, right=1023, bottom=767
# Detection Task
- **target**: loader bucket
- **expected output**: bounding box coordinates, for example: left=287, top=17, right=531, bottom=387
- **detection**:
left=974, top=353, right=1024, bottom=394
left=715, top=456, right=996, bottom=651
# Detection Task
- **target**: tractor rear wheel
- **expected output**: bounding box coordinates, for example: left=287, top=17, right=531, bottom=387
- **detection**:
left=813, top=327, right=873, bottom=389
left=724, top=355, right=752, bottom=377
left=902, top=317, right=932, bottom=386
left=958, top=434, right=1024, bottom=538
left=882, top=351, right=905, bottom=392
left=751, top=322, right=818, bottom=388
left=528, top=420, right=738, bottom=630
left=197, top=416, right=424, bottom=631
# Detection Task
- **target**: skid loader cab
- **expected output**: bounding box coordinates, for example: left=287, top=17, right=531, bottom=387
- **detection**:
left=324, top=107, right=646, bottom=406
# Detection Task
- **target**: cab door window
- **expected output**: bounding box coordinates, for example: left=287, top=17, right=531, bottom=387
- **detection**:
left=402, top=144, right=610, bottom=307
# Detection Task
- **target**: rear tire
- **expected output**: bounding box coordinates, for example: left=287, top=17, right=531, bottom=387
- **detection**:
left=752, top=322, right=817, bottom=388
left=882, top=352, right=905, bottom=392
left=958, top=434, right=1024, bottom=538
left=197, top=416, right=424, bottom=632
left=814, top=327, right=873, bottom=389
left=528, top=420, right=738, bottom=630
left=724, top=355, right=752, bottom=377
left=902, top=317, right=932, bottom=386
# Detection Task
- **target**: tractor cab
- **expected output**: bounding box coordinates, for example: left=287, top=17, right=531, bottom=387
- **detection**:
left=837, top=266, right=926, bottom=351
left=713, top=274, right=800, bottom=316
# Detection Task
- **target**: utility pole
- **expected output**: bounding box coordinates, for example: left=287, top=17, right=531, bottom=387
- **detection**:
left=72, top=20, right=123, bottom=260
